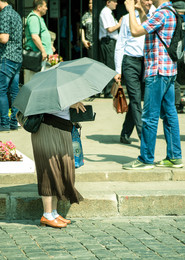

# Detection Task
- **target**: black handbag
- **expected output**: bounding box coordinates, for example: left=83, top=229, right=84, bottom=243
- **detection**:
left=22, top=49, right=42, bottom=72
left=70, top=105, right=96, bottom=122
left=22, top=14, right=42, bottom=72
left=16, top=111, right=44, bottom=133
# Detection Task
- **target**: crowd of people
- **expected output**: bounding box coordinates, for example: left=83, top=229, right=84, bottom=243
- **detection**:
left=0, top=0, right=184, bottom=228
left=0, top=0, right=86, bottom=229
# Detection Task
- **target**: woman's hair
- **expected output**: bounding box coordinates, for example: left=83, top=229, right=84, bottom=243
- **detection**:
left=33, top=0, right=47, bottom=10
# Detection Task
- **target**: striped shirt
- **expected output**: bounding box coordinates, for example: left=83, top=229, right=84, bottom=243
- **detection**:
left=142, top=2, right=177, bottom=78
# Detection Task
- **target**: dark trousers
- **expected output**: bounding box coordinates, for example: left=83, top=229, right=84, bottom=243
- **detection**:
left=100, top=38, right=116, bottom=95
left=121, top=55, right=144, bottom=139
left=175, top=80, right=181, bottom=106
left=175, top=54, right=185, bottom=107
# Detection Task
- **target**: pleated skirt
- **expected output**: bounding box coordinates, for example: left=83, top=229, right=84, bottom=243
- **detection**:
left=31, top=122, right=83, bottom=204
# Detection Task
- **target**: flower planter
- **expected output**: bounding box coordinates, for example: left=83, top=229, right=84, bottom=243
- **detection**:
left=0, top=150, right=35, bottom=174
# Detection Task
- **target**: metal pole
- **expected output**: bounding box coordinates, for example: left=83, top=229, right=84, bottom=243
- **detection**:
left=57, top=0, right=60, bottom=55
left=92, top=0, right=105, bottom=61
left=68, top=0, right=72, bottom=60
left=80, top=0, right=83, bottom=58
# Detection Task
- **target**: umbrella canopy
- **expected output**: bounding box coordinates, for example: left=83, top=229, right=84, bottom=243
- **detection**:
left=14, top=57, right=117, bottom=116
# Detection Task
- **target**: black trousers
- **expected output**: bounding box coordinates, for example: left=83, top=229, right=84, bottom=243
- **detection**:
left=100, top=38, right=116, bottom=95
left=175, top=55, right=185, bottom=107
left=175, top=80, right=181, bottom=106
left=121, top=55, right=145, bottom=139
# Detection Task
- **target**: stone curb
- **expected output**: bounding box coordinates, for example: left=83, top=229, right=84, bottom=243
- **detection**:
left=0, top=168, right=185, bottom=184
left=1, top=188, right=185, bottom=220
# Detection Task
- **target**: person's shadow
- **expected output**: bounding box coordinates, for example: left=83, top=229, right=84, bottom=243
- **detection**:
left=157, top=134, right=185, bottom=142
left=84, top=153, right=134, bottom=164
left=86, top=134, right=140, bottom=148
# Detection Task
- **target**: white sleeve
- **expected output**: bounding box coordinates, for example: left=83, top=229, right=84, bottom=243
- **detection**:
left=114, top=16, right=128, bottom=74
left=101, top=10, right=115, bottom=29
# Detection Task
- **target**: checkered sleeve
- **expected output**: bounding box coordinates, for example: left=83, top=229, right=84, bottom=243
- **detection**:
left=142, top=11, right=165, bottom=34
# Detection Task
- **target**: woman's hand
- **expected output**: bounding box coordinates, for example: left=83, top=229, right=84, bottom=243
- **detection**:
left=70, top=102, right=86, bottom=113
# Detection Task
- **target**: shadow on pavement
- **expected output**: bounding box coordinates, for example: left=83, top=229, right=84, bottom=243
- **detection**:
left=86, top=134, right=139, bottom=145
left=84, top=154, right=135, bottom=164
left=157, top=134, right=185, bottom=142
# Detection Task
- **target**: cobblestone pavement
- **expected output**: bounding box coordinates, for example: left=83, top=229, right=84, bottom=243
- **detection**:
left=0, top=216, right=185, bottom=260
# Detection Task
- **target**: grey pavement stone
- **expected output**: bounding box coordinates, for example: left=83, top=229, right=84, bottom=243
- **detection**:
left=52, top=256, right=75, bottom=260
left=0, top=217, right=185, bottom=259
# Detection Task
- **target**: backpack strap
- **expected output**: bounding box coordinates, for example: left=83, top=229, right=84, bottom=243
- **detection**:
left=27, top=13, right=42, bottom=38
left=155, top=7, right=177, bottom=49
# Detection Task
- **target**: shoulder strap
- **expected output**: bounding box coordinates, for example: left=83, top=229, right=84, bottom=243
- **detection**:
left=28, top=13, right=42, bottom=38
left=160, top=6, right=177, bottom=16
left=155, top=7, right=177, bottom=49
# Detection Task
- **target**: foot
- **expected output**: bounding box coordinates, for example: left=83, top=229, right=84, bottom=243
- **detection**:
left=120, top=135, right=131, bottom=144
left=176, top=104, right=184, bottom=114
left=40, top=216, right=67, bottom=228
left=156, top=158, right=183, bottom=168
left=0, top=126, right=10, bottom=131
left=10, top=125, right=18, bottom=130
left=56, top=215, right=71, bottom=224
left=122, top=159, right=154, bottom=170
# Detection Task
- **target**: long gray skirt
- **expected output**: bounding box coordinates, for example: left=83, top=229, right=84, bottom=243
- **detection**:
left=31, top=122, right=83, bottom=204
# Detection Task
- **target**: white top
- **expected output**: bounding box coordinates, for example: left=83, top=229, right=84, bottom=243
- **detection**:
left=99, top=6, right=119, bottom=41
left=114, top=7, right=156, bottom=74
left=50, top=107, right=70, bottom=121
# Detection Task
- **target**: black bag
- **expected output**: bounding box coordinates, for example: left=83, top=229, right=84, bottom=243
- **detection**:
left=22, top=49, right=42, bottom=72
left=156, top=7, right=185, bottom=61
left=70, top=105, right=96, bottom=122
left=22, top=14, right=42, bottom=72
left=16, top=111, right=44, bottom=133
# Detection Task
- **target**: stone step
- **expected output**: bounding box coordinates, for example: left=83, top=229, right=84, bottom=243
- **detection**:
left=0, top=167, right=185, bottom=184
left=0, top=181, right=185, bottom=220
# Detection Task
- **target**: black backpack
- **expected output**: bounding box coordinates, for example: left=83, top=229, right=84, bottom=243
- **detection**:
left=156, top=7, right=185, bottom=62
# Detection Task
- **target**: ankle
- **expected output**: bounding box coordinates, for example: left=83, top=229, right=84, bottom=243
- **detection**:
left=43, top=212, right=55, bottom=220
left=52, top=209, right=59, bottom=218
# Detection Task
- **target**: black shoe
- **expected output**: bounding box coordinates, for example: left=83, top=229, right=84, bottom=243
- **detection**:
left=176, top=103, right=184, bottom=113
left=120, top=135, right=131, bottom=144
left=10, top=123, right=19, bottom=130
left=10, top=126, right=18, bottom=130
left=0, top=126, right=10, bottom=132
left=104, top=93, right=112, bottom=98
left=91, top=94, right=101, bottom=98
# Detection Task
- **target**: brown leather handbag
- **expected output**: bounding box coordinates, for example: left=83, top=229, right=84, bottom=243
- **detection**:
left=111, top=82, right=128, bottom=113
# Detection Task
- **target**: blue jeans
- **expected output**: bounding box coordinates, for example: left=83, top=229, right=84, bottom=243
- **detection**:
left=0, top=58, right=22, bottom=128
left=138, top=74, right=182, bottom=164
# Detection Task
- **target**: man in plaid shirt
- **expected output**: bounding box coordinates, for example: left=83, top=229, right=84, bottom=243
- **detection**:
left=122, top=0, right=183, bottom=169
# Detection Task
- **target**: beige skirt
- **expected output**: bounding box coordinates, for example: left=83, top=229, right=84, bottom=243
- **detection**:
left=31, top=122, right=83, bottom=204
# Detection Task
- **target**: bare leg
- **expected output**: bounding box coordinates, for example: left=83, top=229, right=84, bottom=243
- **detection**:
left=42, top=196, right=52, bottom=213
left=52, top=196, right=58, bottom=211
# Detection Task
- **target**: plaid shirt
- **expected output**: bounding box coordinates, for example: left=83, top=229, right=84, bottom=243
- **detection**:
left=142, top=2, right=177, bottom=78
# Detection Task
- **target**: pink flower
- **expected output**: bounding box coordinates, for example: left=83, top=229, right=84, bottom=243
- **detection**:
left=0, top=140, right=22, bottom=161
